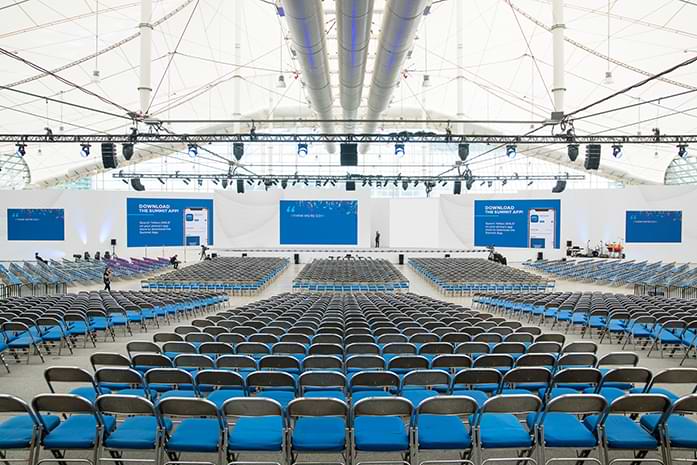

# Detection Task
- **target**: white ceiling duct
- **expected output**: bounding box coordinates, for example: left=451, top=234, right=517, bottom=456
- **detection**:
left=336, top=0, right=375, bottom=132
left=282, top=0, right=336, bottom=153
left=362, top=0, right=428, bottom=151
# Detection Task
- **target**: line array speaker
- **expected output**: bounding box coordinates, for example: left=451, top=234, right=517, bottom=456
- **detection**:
left=236, top=179, right=245, bottom=193
left=101, top=143, right=118, bottom=169
left=340, top=143, right=358, bottom=166
left=584, top=144, right=601, bottom=170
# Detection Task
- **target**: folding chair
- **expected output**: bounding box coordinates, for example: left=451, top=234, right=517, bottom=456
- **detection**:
left=451, top=369, right=502, bottom=406
left=351, top=397, right=413, bottom=465
left=349, top=371, right=400, bottom=404
left=542, top=368, right=603, bottom=400
left=630, top=367, right=697, bottom=402
left=158, top=397, right=225, bottom=465
left=299, top=371, right=348, bottom=401
left=400, top=370, right=450, bottom=406
left=533, top=394, right=607, bottom=465
left=33, top=394, right=115, bottom=465
left=95, top=367, right=151, bottom=399
left=414, top=396, right=477, bottom=465
left=144, top=368, right=199, bottom=400
left=247, top=371, right=297, bottom=409
left=195, top=369, right=247, bottom=408
left=44, top=366, right=109, bottom=404
left=0, top=394, right=57, bottom=465
left=641, top=393, right=697, bottom=464
left=586, top=367, right=653, bottom=404
left=216, top=355, right=258, bottom=379
left=302, top=355, right=344, bottom=372
left=224, top=397, right=285, bottom=465
left=472, top=394, right=542, bottom=465
left=288, top=398, right=350, bottom=465
left=498, top=367, right=552, bottom=395
left=96, top=394, right=171, bottom=465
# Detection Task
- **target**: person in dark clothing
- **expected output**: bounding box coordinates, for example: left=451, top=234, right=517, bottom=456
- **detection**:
left=103, top=266, right=112, bottom=291
left=200, top=244, right=209, bottom=260
left=34, top=252, right=48, bottom=264
left=375, top=231, right=381, bottom=248
left=170, top=255, right=180, bottom=269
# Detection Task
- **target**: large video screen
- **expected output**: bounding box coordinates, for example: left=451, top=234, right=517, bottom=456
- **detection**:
left=126, top=198, right=214, bottom=247
left=280, top=200, right=358, bottom=245
left=474, top=199, right=561, bottom=249
left=7, top=208, right=65, bottom=241
left=626, top=210, right=682, bottom=243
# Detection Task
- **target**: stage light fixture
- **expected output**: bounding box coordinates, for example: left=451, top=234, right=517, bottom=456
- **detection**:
left=297, top=143, right=308, bottom=156
left=187, top=144, right=198, bottom=157
left=567, top=144, right=579, bottom=162
left=15, top=143, right=26, bottom=157
left=612, top=144, right=623, bottom=158
left=402, top=180, right=409, bottom=190
left=157, top=178, right=165, bottom=185
left=122, top=143, right=134, bottom=161
left=281, top=179, right=288, bottom=189
left=80, top=143, right=91, bottom=157
left=466, top=178, right=474, bottom=190
left=502, top=179, right=508, bottom=186
left=394, top=143, right=405, bottom=157
left=528, top=181, right=534, bottom=186
left=678, top=144, right=689, bottom=158
left=506, top=145, right=517, bottom=158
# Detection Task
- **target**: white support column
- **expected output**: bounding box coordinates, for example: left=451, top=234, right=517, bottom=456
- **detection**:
left=138, top=0, right=153, bottom=115
left=456, top=0, right=465, bottom=133
left=551, top=0, right=565, bottom=114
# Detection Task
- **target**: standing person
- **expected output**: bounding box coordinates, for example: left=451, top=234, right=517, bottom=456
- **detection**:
left=200, top=244, right=209, bottom=260
left=375, top=230, right=381, bottom=248
left=170, top=255, right=180, bottom=269
left=103, top=266, right=112, bottom=292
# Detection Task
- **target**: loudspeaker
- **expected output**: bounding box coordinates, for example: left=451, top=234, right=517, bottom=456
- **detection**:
left=537, top=251, right=544, bottom=261
left=398, top=254, right=405, bottom=265
left=236, top=179, right=245, bottom=193
left=233, top=143, right=244, bottom=161
left=101, top=143, right=118, bottom=169
left=110, top=239, right=117, bottom=247
left=567, top=144, right=579, bottom=162
left=122, top=143, right=134, bottom=161
left=445, top=254, right=451, bottom=258
left=242, top=253, right=247, bottom=257
left=294, top=253, right=300, bottom=265
left=566, top=240, right=572, bottom=247
left=453, top=180, right=462, bottom=195
left=458, top=144, right=469, bottom=161
left=552, top=180, right=566, bottom=193
left=131, top=178, right=145, bottom=191
left=346, top=181, right=356, bottom=191
left=584, top=144, right=601, bottom=170
left=211, top=253, right=218, bottom=258
left=340, top=143, right=358, bottom=166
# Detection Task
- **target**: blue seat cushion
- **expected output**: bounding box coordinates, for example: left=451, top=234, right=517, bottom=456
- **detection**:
left=584, top=415, right=658, bottom=449
left=451, top=390, right=488, bottom=407
left=538, top=387, right=579, bottom=399
left=44, top=415, right=116, bottom=449
left=292, top=417, right=346, bottom=451
left=354, top=416, right=409, bottom=451
left=70, top=386, right=111, bottom=404
left=583, top=387, right=627, bottom=404
left=628, top=387, right=679, bottom=402
left=478, top=414, right=532, bottom=449
left=417, top=415, right=471, bottom=449
left=530, top=413, right=597, bottom=448
left=167, top=418, right=221, bottom=452
left=401, top=389, right=438, bottom=407
left=158, top=390, right=198, bottom=401
left=641, top=414, right=697, bottom=448
left=304, top=390, right=346, bottom=402
left=105, top=416, right=173, bottom=450
left=351, top=391, right=393, bottom=404
left=207, top=389, right=246, bottom=408
left=0, top=415, right=59, bottom=449
left=257, top=391, right=295, bottom=409
left=228, top=416, right=283, bottom=451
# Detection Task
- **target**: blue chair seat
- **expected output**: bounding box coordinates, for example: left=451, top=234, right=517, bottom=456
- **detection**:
left=417, top=415, right=471, bottom=449
left=628, top=387, right=679, bottom=402
left=354, top=416, right=409, bottom=451
left=640, top=414, right=697, bottom=449
left=44, top=415, right=116, bottom=449
left=105, top=416, right=173, bottom=450
left=70, top=386, right=111, bottom=404
left=207, top=389, right=246, bottom=408
left=167, top=418, right=221, bottom=452
left=257, top=391, right=295, bottom=409
left=529, top=413, right=597, bottom=448
left=478, top=413, right=532, bottom=449
left=228, top=416, right=283, bottom=451
left=351, top=391, right=393, bottom=404
left=8, top=336, right=38, bottom=348
left=584, top=415, right=657, bottom=449
left=0, top=415, right=59, bottom=449
left=304, top=390, right=346, bottom=402
left=583, top=387, right=627, bottom=404
left=451, top=390, right=488, bottom=407
left=401, top=389, right=438, bottom=407
left=158, top=390, right=198, bottom=401
left=292, top=417, right=346, bottom=451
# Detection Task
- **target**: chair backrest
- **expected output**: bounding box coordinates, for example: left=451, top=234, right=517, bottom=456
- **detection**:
left=550, top=368, right=603, bottom=389
left=501, top=367, right=551, bottom=391
left=144, top=368, right=196, bottom=392
left=596, top=352, right=639, bottom=368
left=222, top=397, right=283, bottom=418
left=131, top=353, right=173, bottom=369
left=246, top=371, right=296, bottom=391
left=95, top=367, right=146, bottom=388
left=452, top=368, right=502, bottom=388
left=431, top=354, right=472, bottom=371
left=259, top=355, right=301, bottom=371
left=44, top=366, right=96, bottom=392
left=195, top=369, right=245, bottom=390
left=476, top=394, right=542, bottom=422
left=353, top=396, right=413, bottom=418
left=515, top=353, right=556, bottom=368
left=90, top=352, right=131, bottom=370
left=0, top=394, right=38, bottom=424
left=127, top=340, right=161, bottom=356
left=646, top=367, right=697, bottom=393
left=174, top=354, right=215, bottom=370
left=402, top=370, right=450, bottom=389
left=302, top=355, right=344, bottom=371
left=603, top=394, right=672, bottom=428
left=287, top=397, right=349, bottom=421
left=387, top=355, right=430, bottom=371
left=96, top=394, right=162, bottom=427
left=538, top=394, right=607, bottom=427
left=157, top=397, right=223, bottom=427
left=417, top=395, right=478, bottom=417
left=562, top=341, right=598, bottom=354
left=350, top=370, right=400, bottom=391
left=216, top=355, right=258, bottom=370
left=32, top=394, right=102, bottom=430
left=556, top=353, right=598, bottom=368
left=473, top=354, right=514, bottom=370
left=598, top=367, right=652, bottom=389
left=299, top=371, right=347, bottom=394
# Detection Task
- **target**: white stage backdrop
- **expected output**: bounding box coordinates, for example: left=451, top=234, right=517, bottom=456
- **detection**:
left=1, top=185, right=696, bottom=263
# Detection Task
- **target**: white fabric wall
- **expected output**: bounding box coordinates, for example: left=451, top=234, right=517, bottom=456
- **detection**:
left=1, top=185, right=697, bottom=263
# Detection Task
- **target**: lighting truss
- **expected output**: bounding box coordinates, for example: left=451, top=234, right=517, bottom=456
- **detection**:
left=3, top=132, right=697, bottom=145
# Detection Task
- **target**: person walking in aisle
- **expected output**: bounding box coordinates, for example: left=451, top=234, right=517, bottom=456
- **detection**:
left=103, top=266, right=113, bottom=291
left=375, top=230, right=381, bottom=248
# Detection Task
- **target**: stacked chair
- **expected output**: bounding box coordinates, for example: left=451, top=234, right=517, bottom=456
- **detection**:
left=410, top=258, right=553, bottom=295
left=143, top=257, right=289, bottom=295
left=293, top=259, right=409, bottom=292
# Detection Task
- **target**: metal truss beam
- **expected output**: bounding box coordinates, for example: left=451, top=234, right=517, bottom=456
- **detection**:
left=4, top=132, right=697, bottom=144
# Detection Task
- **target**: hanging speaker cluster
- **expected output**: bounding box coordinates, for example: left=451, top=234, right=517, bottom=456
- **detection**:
left=130, top=178, right=145, bottom=191
left=552, top=180, right=566, bottom=193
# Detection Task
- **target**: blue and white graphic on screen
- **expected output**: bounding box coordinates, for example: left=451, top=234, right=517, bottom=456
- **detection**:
left=280, top=200, right=358, bottom=245
left=625, top=210, right=682, bottom=243
left=126, top=198, right=214, bottom=247
left=474, top=199, right=561, bottom=249
left=7, top=208, right=65, bottom=241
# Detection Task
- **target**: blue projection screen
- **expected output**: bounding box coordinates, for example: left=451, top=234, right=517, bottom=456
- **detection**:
left=7, top=208, right=65, bottom=241
left=126, top=198, right=214, bottom=247
left=280, top=200, right=358, bottom=245
left=626, top=210, right=682, bottom=243
left=474, top=199, right=561, bottom=249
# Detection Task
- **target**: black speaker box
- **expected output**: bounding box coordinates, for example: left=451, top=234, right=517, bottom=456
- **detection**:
left=294, top=253, right=300, bottom=265
left=340, top=143, right=358, bottom=166
left=110, top=239, right=117, bottom=246
left=233, top=143, right=244, bottom=161
left=398, top=254, right=405, bottom=265
left=101, top=143, right=118, bottom=169
left=236, top=179, right=245, bottom=194
left=346, top=181, right=356, bottom=191
left=584, top=144, right=601, bottom=170
left=453, top=180, right=462, bottom=195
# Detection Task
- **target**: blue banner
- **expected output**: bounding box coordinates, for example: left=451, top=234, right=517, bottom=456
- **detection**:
left=7, top=208, right=65, bottom=241
left=474, top=199, right=561, bottom=249
left=280, top=200, right=358, bottom=245
left=126, top=198, right=214, bottom=247
left=626, top=210, right=682, bottom=243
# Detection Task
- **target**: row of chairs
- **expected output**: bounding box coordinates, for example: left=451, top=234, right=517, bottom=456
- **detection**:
left=2, top=390, right=696, bottom=465
left=293, top=259, right=408, bottom=291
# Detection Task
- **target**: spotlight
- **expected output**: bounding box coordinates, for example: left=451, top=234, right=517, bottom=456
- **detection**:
left=157, top=177, right=165, bottom=185
left=612, top=144, right=623, bottom=158
left=502, top=179, right=508, bottom=186
left=281, top=179, right=288, bottom=189
left=197, top=178, right=203, bottom=187
left=458, top=144, right=469, bottom=162
left=297, top=143, right=308, bottom=156
left=122, top=143, right=134, bottom=161
left=527, top=181, right=534, bottom=186
left=678, top=144, right=689, bottom=158
left=402, top=180, right=409, bottom=190
left=506, top=145, right=517, bottom=158
left=183, top=178, right=190, bottom=185
left=44, top=127, right=54, bottom=141
left=187, top=144, right=198, bottom=157
left=487, top=180, right=493, bottom=188
left=567, top=144, right=579, bottom=162
left=276, top=74, right=286, bottom=88
left=221, top=179, right=229, bottom=189
left=465, top=178, right=474, bottom=190
left=15, top=143, right=26, bottom=157
left=394, top=143, right=405, bottom=157
left=80, top=143, right=91, bottom=157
